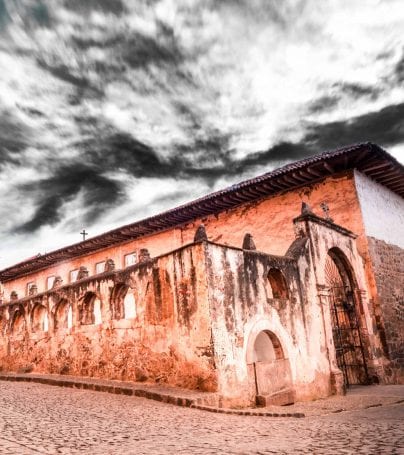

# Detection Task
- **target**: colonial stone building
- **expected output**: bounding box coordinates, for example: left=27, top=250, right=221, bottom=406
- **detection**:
left=0, top=142, right=403, bottom=407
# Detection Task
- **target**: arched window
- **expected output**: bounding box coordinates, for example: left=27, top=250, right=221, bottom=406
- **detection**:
left=267, top=268, right=289, bottom=299
left=31, top=305, right=49, bottom=332
left=110, top=284, right=136, bottom=320
left=93, top=297, right=102, bottom=325
left=11, top=310, right=26, bottom=336
left=54, top=300, right=72, bottom=330
left=124, top=290, right=136, bottom=319
left=79, top=292, right=96, bottom=325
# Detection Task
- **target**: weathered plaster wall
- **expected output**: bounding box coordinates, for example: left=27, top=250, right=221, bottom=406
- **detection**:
left=204, top=234, right=331, bottom=406
left=201, top=213, right=389, bottom=407
left=293, top=215, right=386, bottom=379
left=354, top=171, right=404, bottom=381
left=0, top=243, right=217, bottom=392
left=148, top=212, right=386, bottom=401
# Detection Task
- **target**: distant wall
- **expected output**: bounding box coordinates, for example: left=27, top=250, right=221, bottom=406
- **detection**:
left=0, top=243, right=217, bottom=392
left=355, top=170, right=404, bottom=248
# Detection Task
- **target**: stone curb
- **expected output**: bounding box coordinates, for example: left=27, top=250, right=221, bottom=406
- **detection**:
left=0, top=373, right=304, bottom=417
left=190, top=404, right=305, bottom=418
left=0, top=374, right=194, bottom=408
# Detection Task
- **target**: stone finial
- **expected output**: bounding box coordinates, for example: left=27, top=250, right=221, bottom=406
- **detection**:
left=242, top=233, right=256, bottom=250
left=320, top=202, right=333, bottom=222
left=105, top=259, right=115, bottom=272
left=194, top=224, right=208, bottom=242
left=52, top=276, right=63, bottom=288
left=139, top=248, right=151, bottom=262
left=301, top=202, right=313, bottom=215
left=10, top=291, right=18, bottom=301
left=28, top=284, right=38, bottom=296
left=77, top=266, right=89, bottom=280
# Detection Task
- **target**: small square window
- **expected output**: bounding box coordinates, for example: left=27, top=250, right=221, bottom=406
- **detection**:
left=95, top=261, right=106, bottom=274
left=124, top=252, right=137, bottom=267
left=27, top=282, right=36, bottom=296
left=46, top=276, right=55, bottom=290
left=70, top=269, right=79, bottom=283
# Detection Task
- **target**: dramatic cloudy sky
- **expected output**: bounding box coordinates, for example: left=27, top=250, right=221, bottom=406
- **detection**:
left=0, top=0, right=403, bottom=268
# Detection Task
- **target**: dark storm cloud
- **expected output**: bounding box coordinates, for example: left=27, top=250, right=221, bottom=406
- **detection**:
left=336, top=82, right=378, bottom=98
left=394, top=49, right=404, bottom=82
left=29, top=3, right=51, bottom=27
left=305, top=102, right=404, bottom=150
left=0, top=110, right=31, bottom=165
left=0, top=0, right=10, bottom=29
left=37, top=59, right=104, bottom=101
left=173, top=101, right=205, bottom=134
left=121, top=26, right=183, bottom=70
left=15, top=164, right=123, bottom=233
left=242, top=142, right=313, bottom=166
left=36, top=59, right=104, bottom=106
left=63, top=0, right=127, bottom=15
left=80, top=127, right=231, bottom=181
left=71, top=34, right=123, bottom=51
left=84, top=132, right=179, bottom=177
left=36, top=59, right=89, bottom=88
left=309, top=83, right=380, bottom=114
left=69, top=18, right=182, bottom=71
left=8, top=95, right=404, bottom=235
left=308, top=95, right=339, bottom=114
left=16, top=104, right=45, bottom=118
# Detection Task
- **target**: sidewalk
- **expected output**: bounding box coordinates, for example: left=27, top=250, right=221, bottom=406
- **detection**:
left=0, top=372, right=403, bottom=418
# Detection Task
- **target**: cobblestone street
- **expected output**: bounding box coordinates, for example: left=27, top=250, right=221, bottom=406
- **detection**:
left=0, top=382, right=403, bottom=454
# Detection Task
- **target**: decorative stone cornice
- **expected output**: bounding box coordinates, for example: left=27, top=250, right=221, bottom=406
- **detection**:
left=293, top=213, right=357, bottom=239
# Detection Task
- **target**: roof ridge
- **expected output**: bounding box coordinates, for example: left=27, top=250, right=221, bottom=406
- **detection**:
left=1, top=142, right=402, bottom=281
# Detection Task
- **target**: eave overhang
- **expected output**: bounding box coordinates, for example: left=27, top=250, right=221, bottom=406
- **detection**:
left=1, top=142, right=402, bottom=282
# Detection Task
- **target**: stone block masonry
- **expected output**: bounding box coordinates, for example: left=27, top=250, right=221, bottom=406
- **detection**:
left=367, top=237, right=404, bottom=383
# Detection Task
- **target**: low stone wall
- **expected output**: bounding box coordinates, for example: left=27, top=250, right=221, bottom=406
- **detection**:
left=0, top=243, right=217, bottom=392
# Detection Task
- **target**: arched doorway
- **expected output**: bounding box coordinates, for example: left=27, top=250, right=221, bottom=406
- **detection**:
left=325, top=248, right=369, bottom=386
left=247, top=330, right=294, bottom=406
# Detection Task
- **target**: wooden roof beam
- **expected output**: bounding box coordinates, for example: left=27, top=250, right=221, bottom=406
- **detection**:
left=306, top=166, right=323, bottom=177
left=233, top=191, right=253, bottom=201
left=376, top=174, right=403, bottom=184
left=260, top=182, right=278, bottom=192
left=291, top=171, right=309, bottom=183
left=367, top=166, right=396, bottom=178
left=362, top=162, right=393, bottom=173
left=242, top=186, right=266, bottom=198
left=281, top=174, right=300, bottom=186
left=352, top=149, right=371, bottom=166
left=323, top=162, right=334, bottom=173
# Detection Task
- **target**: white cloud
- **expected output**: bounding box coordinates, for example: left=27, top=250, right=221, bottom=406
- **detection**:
left=0, top=0, right=403, bottom=268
